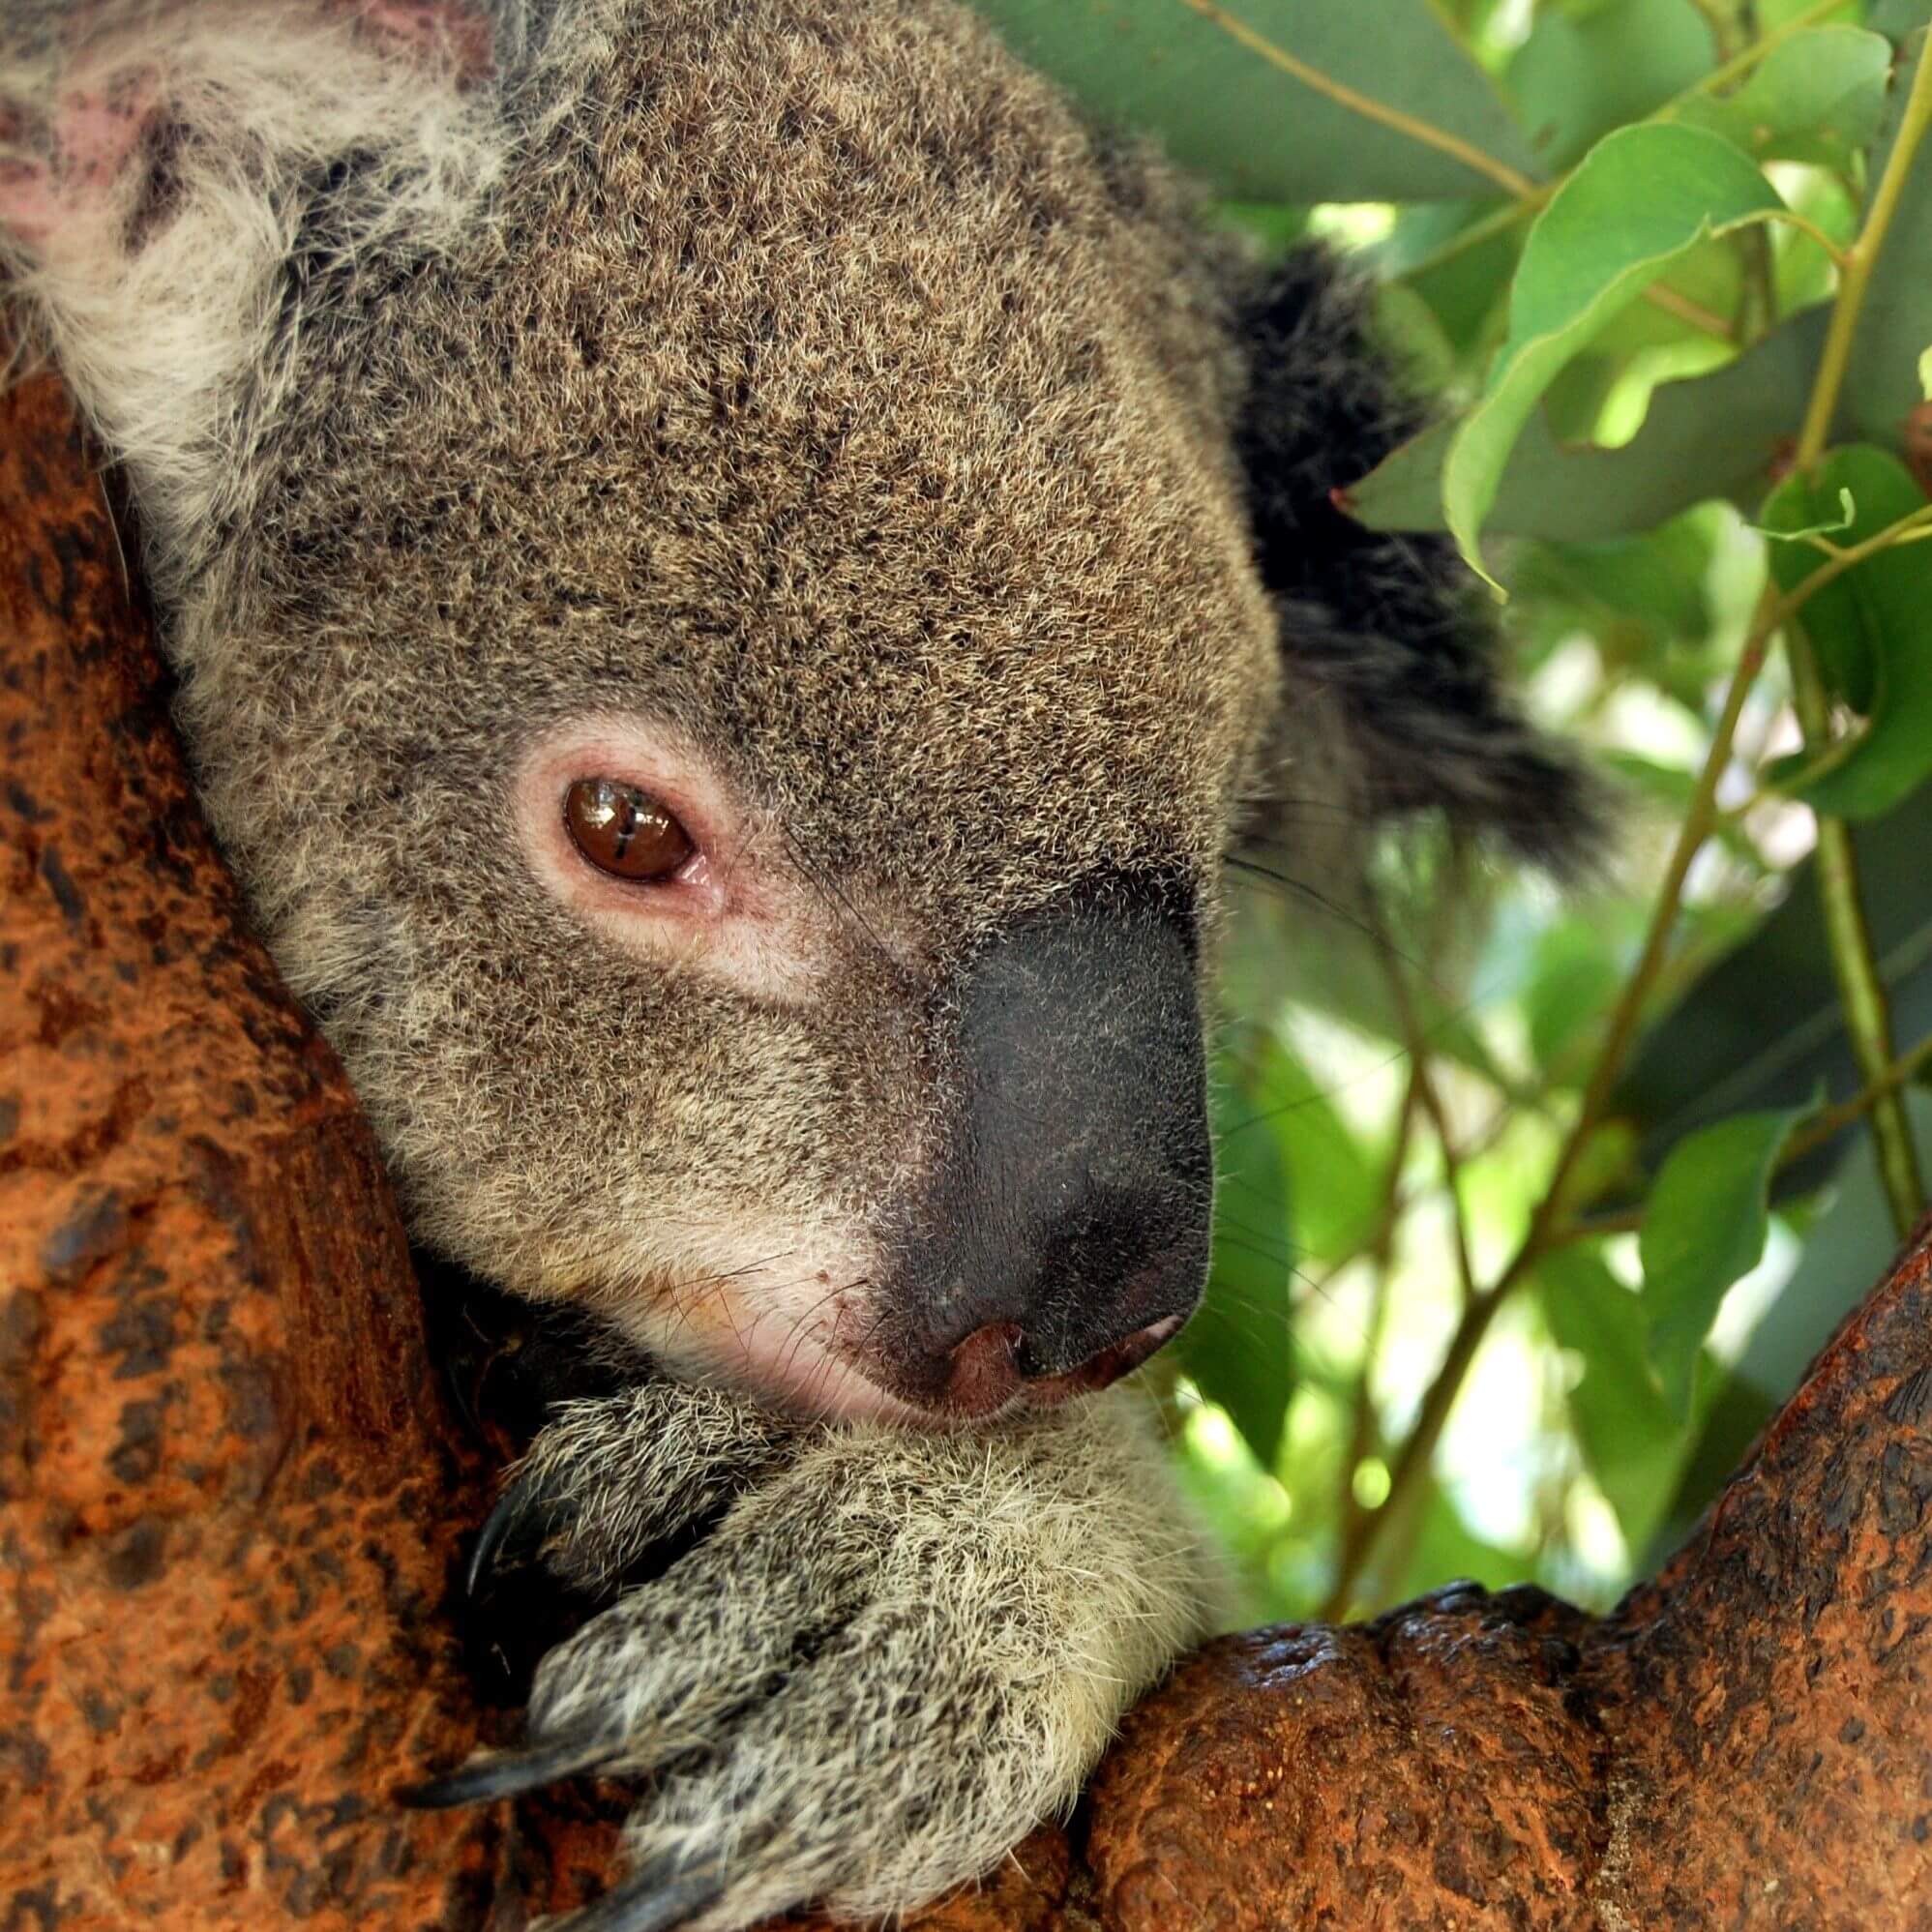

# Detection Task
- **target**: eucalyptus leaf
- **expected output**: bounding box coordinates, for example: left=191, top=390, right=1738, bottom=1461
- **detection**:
left=1612, top=779, right=1932, bottom=1190
left=1348, top=307, right=1830, bottom=539
left=1847, top=31, right=1932, bottom=448
left=1539, top=1247, right=1699, bottom=1555
left=1505, top=0, right=1714, bottom=172
left=1641, top=1103, right=1808, bottom=1420
left=1443, top=125, right=1786, bottom=580
left=1871, top=0, right=1932, bottom=40
left=1395, top=1479, right=1528, bottom=1600
left=1676, top=26, right=1890, bottom=166
left=969, top=0, right=1543, bottom=202
left=1762, top=445, right=1932, bottom=817
left=1186, top=1049, right=1299, bottom=1468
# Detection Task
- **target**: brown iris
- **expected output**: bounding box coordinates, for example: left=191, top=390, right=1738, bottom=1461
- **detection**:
left=562, top=778, right=696, bottom=881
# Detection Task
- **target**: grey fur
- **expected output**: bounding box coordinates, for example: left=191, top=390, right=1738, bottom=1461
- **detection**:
left=2, top=1, right=1585, bottom=1922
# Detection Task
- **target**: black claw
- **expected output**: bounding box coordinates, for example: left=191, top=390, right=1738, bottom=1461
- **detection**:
left=394, top=1728, right=616, bottom=1808
left=466, top=1469, right=568, bottom=1597
left=551, top=1860, right=727, bottom=1932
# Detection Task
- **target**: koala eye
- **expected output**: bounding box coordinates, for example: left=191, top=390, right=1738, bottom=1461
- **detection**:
left=562, top=777, right=696, bottom=881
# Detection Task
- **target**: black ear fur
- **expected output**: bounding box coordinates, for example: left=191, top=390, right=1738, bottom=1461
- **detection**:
left=1233, top=244, right=1601, bottom=874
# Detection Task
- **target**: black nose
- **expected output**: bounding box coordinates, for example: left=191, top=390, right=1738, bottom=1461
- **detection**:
left=899, top=874, right=1211, bottom=1413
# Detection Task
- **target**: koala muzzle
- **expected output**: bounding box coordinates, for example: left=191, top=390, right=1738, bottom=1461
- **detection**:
left=892, top=876, right=1211, bottom=1417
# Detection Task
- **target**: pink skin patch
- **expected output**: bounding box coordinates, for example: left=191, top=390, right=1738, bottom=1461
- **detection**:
left=0, top=84, right=152, bottom=250
left=0, top=0, right=493, bottom=252
left=350, top=0, right=495, bottom=80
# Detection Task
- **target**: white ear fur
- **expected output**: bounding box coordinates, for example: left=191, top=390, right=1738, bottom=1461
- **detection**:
left=1, top=0, right=510, bottom=589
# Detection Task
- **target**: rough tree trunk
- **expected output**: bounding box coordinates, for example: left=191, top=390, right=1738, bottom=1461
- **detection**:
left=4, top=370, right=1929, bottom=1931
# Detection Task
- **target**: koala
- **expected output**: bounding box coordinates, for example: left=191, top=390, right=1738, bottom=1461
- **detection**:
left=0, top=1, right=1594, bottom=1926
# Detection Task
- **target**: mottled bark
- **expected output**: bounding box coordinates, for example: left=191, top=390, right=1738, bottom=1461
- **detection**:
left=5, top=370, right=1928, bottom=1931
left=0, top=372, right=621, bottom=1927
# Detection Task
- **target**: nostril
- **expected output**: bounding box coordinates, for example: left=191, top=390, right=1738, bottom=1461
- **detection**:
left=1027, top=1311, right=1188, bottom=1407
left=941, top=1320, right=1025, bottom=1414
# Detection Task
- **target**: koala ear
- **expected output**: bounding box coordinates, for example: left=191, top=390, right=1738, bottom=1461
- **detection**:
left=1233, top=244, right=1601, bottom=876
left=0, top=0, right=507, bottom=580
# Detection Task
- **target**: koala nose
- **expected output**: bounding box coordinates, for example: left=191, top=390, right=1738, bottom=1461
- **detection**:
left=905, top=873, right=1212, bottom=1415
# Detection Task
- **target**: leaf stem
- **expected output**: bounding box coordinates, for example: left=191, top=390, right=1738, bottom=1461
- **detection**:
left=1783, top=1029, right=1932, bottom=1166
left=1173, top=0, right=1541, bottom=199
left=1766, top=208, right=1853, bottom=269
left=1658, top=0, right=1854, bottom=121
left=1788, top=647, right=1926, bottom=1235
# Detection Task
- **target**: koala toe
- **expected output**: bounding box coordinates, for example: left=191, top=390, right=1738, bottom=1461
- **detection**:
left=602, top=1597, right=1050, bottom=1931
left=476, top=1379, right=803, bottom=1595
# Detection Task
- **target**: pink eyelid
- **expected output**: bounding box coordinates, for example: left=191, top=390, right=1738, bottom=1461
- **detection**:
left=510, top=719, right=830, bottom=1000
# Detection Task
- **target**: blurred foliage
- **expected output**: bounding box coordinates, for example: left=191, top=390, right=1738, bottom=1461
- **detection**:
left=977, top=0, right=1932, bottom=1623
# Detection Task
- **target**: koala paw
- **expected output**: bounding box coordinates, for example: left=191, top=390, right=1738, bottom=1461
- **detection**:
left=405, top=1382, right=1215, bottom=1930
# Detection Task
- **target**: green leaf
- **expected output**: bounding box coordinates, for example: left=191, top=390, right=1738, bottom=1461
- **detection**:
left=1611, top=778, right=1932, bottom=1194
left=1641, top=1104, right=1808, bottom=1419
left=1506, top=0, right=1715, bottom=172
left=1517, top=509, right=1720, bottom=641
left=1395, top=1478, right=1529, bottom=1600
left=1381, top=200, right=1523, bottom=355
left=1539, top=1247, right=1697, bottom=1555
left=1848, top=31, right=1932, bottom=446
left=1872, top=1, right=1932, bottom=41
left=1524, top=916, right=1629, bottom=1072
left=968, top=0, right=1543, bottom=202
left=1188, top=1029, right=1381, bottom=1468
left=1349, top=309, right=1829, bottom=540
left=1186, top=1055, right=1296, bottom=1470
left=1762, top=445, right=1932, bottom=817
left=1677, top=27, right=1891, bottom=167
left=1444, top=125, right=1786, bottom=583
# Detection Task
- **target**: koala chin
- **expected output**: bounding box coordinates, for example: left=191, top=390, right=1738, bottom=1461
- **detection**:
left=1, top=0, right=1593, bottom=1924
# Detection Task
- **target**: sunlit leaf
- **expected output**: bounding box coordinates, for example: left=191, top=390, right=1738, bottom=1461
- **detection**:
left=1395, top=1478, right=1528, bottom=1600
left=1762, top=446, right=1932, bottom=817
left=1444, top=125, right=1785, bottom=582
left=1641, top=1104, right=1808, bottom=1419
left=969, top=0, right=1543, bottom=201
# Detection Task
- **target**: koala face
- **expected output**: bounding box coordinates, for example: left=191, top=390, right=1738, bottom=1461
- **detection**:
left=3, top=0, right=1586, bottom=1424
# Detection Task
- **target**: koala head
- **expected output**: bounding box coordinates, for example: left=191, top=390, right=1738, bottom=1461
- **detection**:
left=2, top=0, right=1591, bottom=1424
